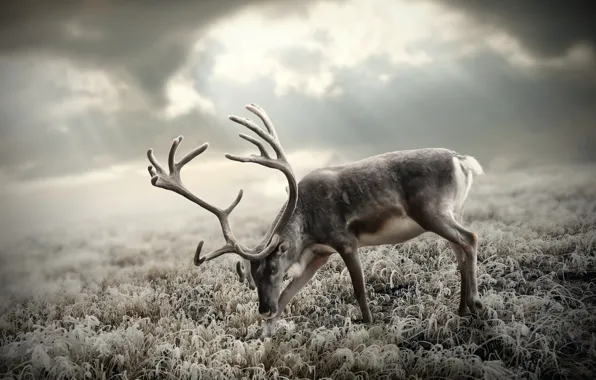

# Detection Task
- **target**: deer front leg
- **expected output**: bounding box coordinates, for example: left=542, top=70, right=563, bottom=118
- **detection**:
left=259, top=253, right=332, bottom=339
left=340, top=244, right=373, bottom=323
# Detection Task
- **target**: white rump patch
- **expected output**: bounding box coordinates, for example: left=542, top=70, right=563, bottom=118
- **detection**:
left=459, top=155, right=484, bottom=176
left=452, top=156, right=470, bottom=211
left=453, top=155, right=483, bottom=211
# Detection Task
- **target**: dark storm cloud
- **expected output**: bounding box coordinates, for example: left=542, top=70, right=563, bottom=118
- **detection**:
left=1, top=0, right=595, bottom=184
left=435, top=0, right=596, bottom=58
left=0, top=0, right=335, bottom=181
left=0, top=0, right=321, bottom=108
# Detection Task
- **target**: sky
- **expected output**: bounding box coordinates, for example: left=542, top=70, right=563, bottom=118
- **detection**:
left=0, top=0, right=595, bottom=243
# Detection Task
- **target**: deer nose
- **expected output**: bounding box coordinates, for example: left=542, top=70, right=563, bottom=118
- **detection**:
left=258, top=303, right=270, bottom=316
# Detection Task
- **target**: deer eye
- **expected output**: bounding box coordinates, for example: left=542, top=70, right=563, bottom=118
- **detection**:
left=269, top=261, right=279, bottom=274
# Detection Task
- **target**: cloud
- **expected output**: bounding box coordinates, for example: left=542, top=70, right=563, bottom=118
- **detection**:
left=0, top=0, right=319, bottom=106
left=162, top=69, right=216, bottom=120
left=0, top=0, right=594, bottom=190
left=434, top=0, right=596, bottom=59
left=1, top=0, right=595, bottom=243
left=206, top=0, right=596, bottom=98
left=206, top=0, right=443, bottom=95
left=0, top=0, right=336, bottom=180
left=190, top=47, right=595, bottom=168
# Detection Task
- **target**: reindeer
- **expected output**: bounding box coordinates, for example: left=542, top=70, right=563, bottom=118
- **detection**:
left=147, top=104, right=484, bottom=339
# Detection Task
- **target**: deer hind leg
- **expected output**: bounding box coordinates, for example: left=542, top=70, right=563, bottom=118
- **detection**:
left=339, top=243, right=373, bottom=323
left=449, top=242, right=469, bottom=315
left=259, top=252, right=333, bottom=339
left=449, top=210, right=469, bottom=315
left=439, top=217, right=481, bottom=314
left=411, top=209, right=482, bottom=314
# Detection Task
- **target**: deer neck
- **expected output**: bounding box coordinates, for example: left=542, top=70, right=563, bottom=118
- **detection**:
left=277, top=208, right=317, bottom=275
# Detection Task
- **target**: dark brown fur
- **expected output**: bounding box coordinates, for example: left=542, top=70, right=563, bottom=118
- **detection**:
left=348, top=204, right=406, bottom=237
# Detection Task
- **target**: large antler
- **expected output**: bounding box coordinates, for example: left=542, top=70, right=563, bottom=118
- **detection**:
left=146, top=136, right=280, bottom=265
left=224, top=103, right=299, bottom=255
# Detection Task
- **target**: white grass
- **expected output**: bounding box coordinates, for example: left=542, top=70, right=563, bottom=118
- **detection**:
left=1, top=164, right=595, bottom=380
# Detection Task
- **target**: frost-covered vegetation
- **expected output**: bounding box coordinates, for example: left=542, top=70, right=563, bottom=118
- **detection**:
left=1, top=164, right=595, bottom=380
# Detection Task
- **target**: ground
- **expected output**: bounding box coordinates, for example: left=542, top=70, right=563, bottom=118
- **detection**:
left=1, top=164, right=595, bottom=380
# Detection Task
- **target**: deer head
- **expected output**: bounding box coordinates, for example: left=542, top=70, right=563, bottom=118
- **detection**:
left=146, top=104, right=299, bottom=318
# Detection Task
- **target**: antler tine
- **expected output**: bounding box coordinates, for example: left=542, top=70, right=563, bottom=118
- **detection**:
left=224, top=152, right=287, bottom=171
left=196, top=233, right=282, bottom=266
left=246, top=103, right=280, bottom=143
left=147, top=137, right=220, bottom=214
left=177, top=140, right=209, bottom=170
left=228, top=115, right=284, bottom=159
left=224, top=188, right=244, bottom=213
left=192, top=189, right=251, bottom=266
left=194, top=184, right=282, bottom=263
left=238, top=133, right=270, bottom=159
left=148, top=135, right=279, bottom=265
left=194, top=241, right=235, bottom=266
left=223, top=104, right=299, bottom=257
left=167, top=136, right=181, bottom=174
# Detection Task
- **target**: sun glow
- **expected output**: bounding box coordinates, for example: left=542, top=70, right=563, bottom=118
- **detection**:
left=204, top=0, right=448, bottom=96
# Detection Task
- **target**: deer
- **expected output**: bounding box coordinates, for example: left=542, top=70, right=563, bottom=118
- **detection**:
left=146, top=103, right=485, bottom=339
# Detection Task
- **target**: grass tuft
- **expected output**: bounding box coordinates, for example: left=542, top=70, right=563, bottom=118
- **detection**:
left=1, top=164, right=595, bottom=379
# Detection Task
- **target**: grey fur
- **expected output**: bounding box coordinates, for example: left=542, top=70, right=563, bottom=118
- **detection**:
left=147, top=104, right=485, bottom=340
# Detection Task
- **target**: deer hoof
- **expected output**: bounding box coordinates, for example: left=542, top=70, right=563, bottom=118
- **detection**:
left=467, top=298, right=484, bottom=315
left=458, top=304, right=468, bottom=316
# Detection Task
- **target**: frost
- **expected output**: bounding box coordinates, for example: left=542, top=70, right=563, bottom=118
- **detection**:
left=1, top=164, right=595, bottom=379
left=31, top=344, right=52, bottom=371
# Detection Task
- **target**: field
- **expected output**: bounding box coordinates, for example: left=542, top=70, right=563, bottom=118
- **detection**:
left=1, top=164, right=595, bottom=380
